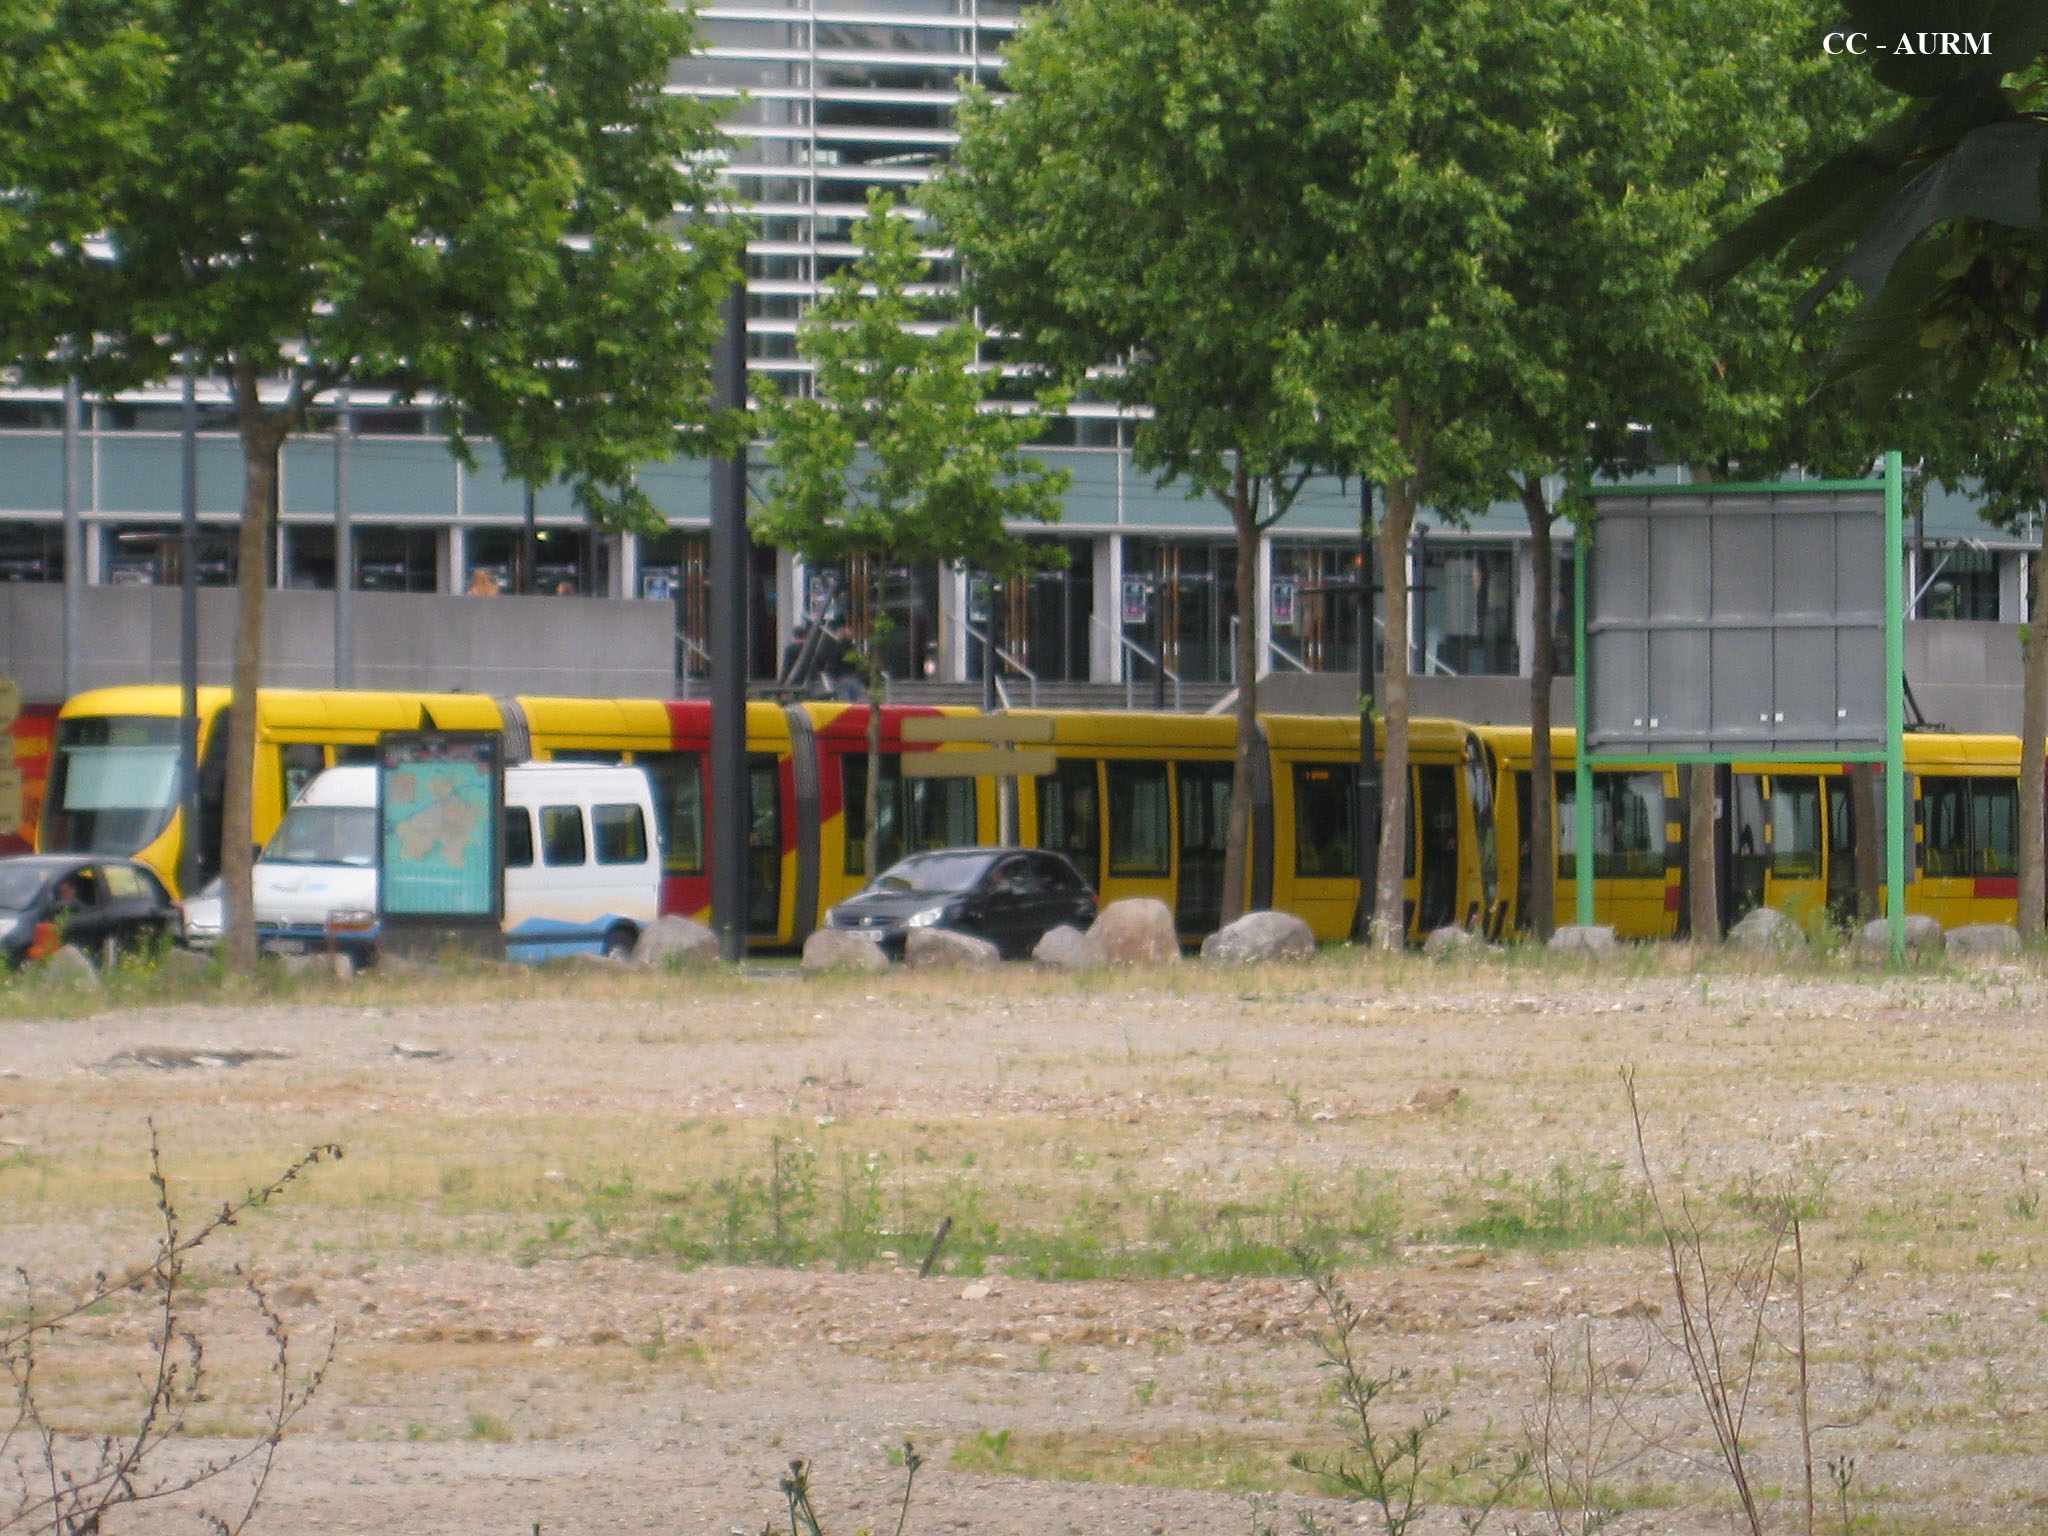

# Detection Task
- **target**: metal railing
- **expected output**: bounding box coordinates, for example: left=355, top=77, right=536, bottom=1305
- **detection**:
left=675, top=631, right=712, bottom=701
left=1226, top=616, right=1315, bottom=682
left=1092, top=614, right=1183, bottom=711
left=960, top=620, right=1039, bottom=708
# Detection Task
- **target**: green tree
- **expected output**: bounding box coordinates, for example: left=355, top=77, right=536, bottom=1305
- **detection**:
left=753, top=192, right=1069, bottom=882
left=936, top=0, right=1341, bottom=930
left=1695, top=0, right=2048, bottom=933
left=0, top=0, right=743, bottom=968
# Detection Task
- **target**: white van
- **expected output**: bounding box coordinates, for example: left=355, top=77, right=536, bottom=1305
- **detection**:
left=254, top=762, right=660, bottom=962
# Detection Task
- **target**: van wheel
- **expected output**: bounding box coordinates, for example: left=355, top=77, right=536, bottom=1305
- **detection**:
left=602, top=926, right=637, bottom=961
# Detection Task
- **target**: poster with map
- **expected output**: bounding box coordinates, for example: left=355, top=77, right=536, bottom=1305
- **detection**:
left=377, top=732, right=502, bottom=920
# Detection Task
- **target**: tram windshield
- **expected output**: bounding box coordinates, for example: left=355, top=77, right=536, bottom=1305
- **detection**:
left=41, top=716, right=182, bottom=855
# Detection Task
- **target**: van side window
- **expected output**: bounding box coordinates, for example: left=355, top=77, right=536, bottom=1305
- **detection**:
left=593, top=804, right=648, bottom=865
left=504, top=807, right=534, bottom=868
left=540, top=805, right=586, bottom=866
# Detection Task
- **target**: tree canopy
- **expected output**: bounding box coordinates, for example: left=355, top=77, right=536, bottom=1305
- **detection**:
left=753, top=191, right=1069, bottom=879
left=0, top=0, right=745, bottom=964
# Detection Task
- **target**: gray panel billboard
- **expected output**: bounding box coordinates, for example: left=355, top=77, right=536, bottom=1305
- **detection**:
left=1585, top=489, right=1887, bottom=756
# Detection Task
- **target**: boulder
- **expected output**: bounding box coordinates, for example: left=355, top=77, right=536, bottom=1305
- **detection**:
left=1423, top=925, right=1484, bottom=959
left=1087, top=899, right=1181, bottom=965
left=1853, top=913, right=1944, bottom=956
left=905, top=926, right=1002, bottom=971
left=1947, top=922, right=2021, bottom=958
left=801, top=928, right=890, bottom=973
left=1546, top=925, right=1616, bottom=956
left=1728, top=906, right=1805, bottom=952
left=277, top=951, right=355, bottom=982
left=1201, top=910, right=1316, bottom=966
left=38, top=945, right=100, bottom=989
left=1033, top=924, right=1107, bottom=970
left=632, top=915, right=720, bottom=970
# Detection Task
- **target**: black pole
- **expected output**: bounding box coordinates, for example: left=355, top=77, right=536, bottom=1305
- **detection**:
left=1354, top=480, right=1380, bottom=943
left=521, top=481, right=537, bottom=595
left=709, top=282, right=751, bottom=963
left=178, top=359, right=201, bottom=896
left=60, top=377, right=82, bottom=700
left=334, top=390, right=353, bottom=686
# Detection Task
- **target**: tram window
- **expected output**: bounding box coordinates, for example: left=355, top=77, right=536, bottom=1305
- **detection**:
left=1973, top=779, right=2019, bottom=876
left=280, top=744, right=324, bottom=806
left=1921, top=777, right=1969, bottom=877
left=593, top=804, right=648, bottom=865
left=1106, top=760, right=1170, bottom=877
left=1555, top=772, right=1664, bottom=879
left=333, top=744, right=378, bottom=766
left=1292, top=763, right=1355, bottom=878
left=640, top=752, right=705, bottom=875
left=1037, top=759, right=1101, bottom=884
left=1770, top=776, right=1823, bottom=879
left=504, top=807, right=534, bottom=868
left=842, top=758, right=974, bottom=875
left=540, top=805, right=586, bottom=866
left=551, top=750, right=623, bottom=764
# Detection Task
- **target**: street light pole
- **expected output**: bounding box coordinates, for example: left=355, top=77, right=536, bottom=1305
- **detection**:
left=178, top=358, right=201, bottom=896
left=60, top=377, right=83, bottom=700
left=708, top=282, right=751, bottom=963
left=333, top=390, right=353, bottom=687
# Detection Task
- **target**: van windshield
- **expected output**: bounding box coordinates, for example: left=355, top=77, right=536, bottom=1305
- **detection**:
left=263, top=806, right=377, bottom=867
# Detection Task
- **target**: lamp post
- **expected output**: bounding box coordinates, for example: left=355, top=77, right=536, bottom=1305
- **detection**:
left=178, top=358, right=201, bottom=896
left=60, top=378, right=83, bottom=699
left=334, top=390, right=354, bottom=687
left=708, top=282, right=751, bottom=963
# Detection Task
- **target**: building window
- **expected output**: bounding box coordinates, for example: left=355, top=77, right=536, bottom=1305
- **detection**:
left=285, top=525, right=335, bottom=589
left=0, top=523, right=64, bottom=582
left=102, top=523, right=237, bottom=586
left=1419, top=541, right=1517, bottom=676
left=1916, top=545, right=2001, bottom=620
left=356, top=526, right=440, bottom=593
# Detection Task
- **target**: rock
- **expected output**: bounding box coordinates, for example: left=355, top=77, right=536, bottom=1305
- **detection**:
left=1200, top=910, right=1316, bottom=965
left=632, top=915, right=720, bottom=970
left=1728, top=906, right=1805, bottom=951
left=1546, top=925, right=1616, bottom=956
left=392, top=1041, right=449, bottom=1061
left=278, top=951, right=354, bottom=982
left=1087, top=898, right=1181, bottom=965
left=38, top=945, right=100, bottom=988
left=1032, top=924, right=1106, bottom=969
left=1423, top=925, right=1484, bottom=959
left=904, top=926, right=1001, bottom=971
left=1853, top=913, right=1944, bottom=956
left=801, top=928, right=891, bottom=973
left=1409, top=1084, right=1463, bottom=1113
left=1947, top=922, right=2021, bottom=958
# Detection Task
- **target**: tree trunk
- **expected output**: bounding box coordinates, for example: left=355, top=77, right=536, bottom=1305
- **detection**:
left=2021, top=527, right=2048, bottom=937
left=221, top=357, right=279, bottom=972
left=1219, top=459, right=1258, bottom=928
left=1372, top=481, right=1415, bottom=949
left=1517, top=477, right=1556, bottom=939
left=1688, top=763, right=1719, bottom=942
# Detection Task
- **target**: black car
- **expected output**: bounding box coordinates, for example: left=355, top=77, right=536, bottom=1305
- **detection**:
left=0, top=855, right=183, bottom=968
left=825, top=847, right=1097, bottom=960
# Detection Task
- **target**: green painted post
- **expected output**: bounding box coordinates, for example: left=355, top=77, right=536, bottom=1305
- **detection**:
left=1574, top=523, right=1595, bottom=930
left=1885, top=451, right=1907, bottom=964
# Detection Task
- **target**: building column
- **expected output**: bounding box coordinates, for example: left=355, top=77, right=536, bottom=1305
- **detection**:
left=444, top=526, right=463, bottom=595
left=1253, top=528, right=1273, bottom=681
left=1096, top=532, right=1123, bottom=684
left=940, top=560, right=970, bottom=683
left=2002, top=546, right=2025, bottom=623
left=617, top=532, right=639, bottom=601
left=1514, top=536, right=1538, bottom=679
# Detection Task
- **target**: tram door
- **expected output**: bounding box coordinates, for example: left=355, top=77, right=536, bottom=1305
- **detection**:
left=1415, top=764, right=1459, bottom=934
left=1727, top=773, right=1767, bottom=922
left=1175, top=762, right=1233, bottom=936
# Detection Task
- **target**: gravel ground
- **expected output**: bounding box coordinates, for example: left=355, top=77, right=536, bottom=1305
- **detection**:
left=4, top=952, right=2048, bottom=1535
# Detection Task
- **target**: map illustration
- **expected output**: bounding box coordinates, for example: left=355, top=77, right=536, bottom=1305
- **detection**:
left=380, top=738, right=497, bottom=917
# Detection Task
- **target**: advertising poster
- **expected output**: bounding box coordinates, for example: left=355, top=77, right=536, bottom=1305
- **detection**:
left=377, top=732, right=502, bottom=922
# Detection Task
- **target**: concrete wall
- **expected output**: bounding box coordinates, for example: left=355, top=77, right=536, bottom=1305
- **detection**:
left=0, top=586, right=675, bottom=702
left=1258, top=621, right=2027, bottom=737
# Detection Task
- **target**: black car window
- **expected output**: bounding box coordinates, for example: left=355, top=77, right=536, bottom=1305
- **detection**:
left=134, top=867, right=174, bottom=907
left=101, top=864, right=145, bottom=901
left=1035, top=855, right=1083, bottom=892
left=1000, top=858, right=1049, bottom=896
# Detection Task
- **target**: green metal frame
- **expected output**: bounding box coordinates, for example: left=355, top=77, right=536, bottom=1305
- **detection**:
left=1573, top=454, right=1908, bottom=960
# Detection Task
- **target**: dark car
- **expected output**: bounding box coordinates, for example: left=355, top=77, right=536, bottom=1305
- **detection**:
left=825, top=847, right=1097, bottom=960
left=0, top=855, right=182, bottom=968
